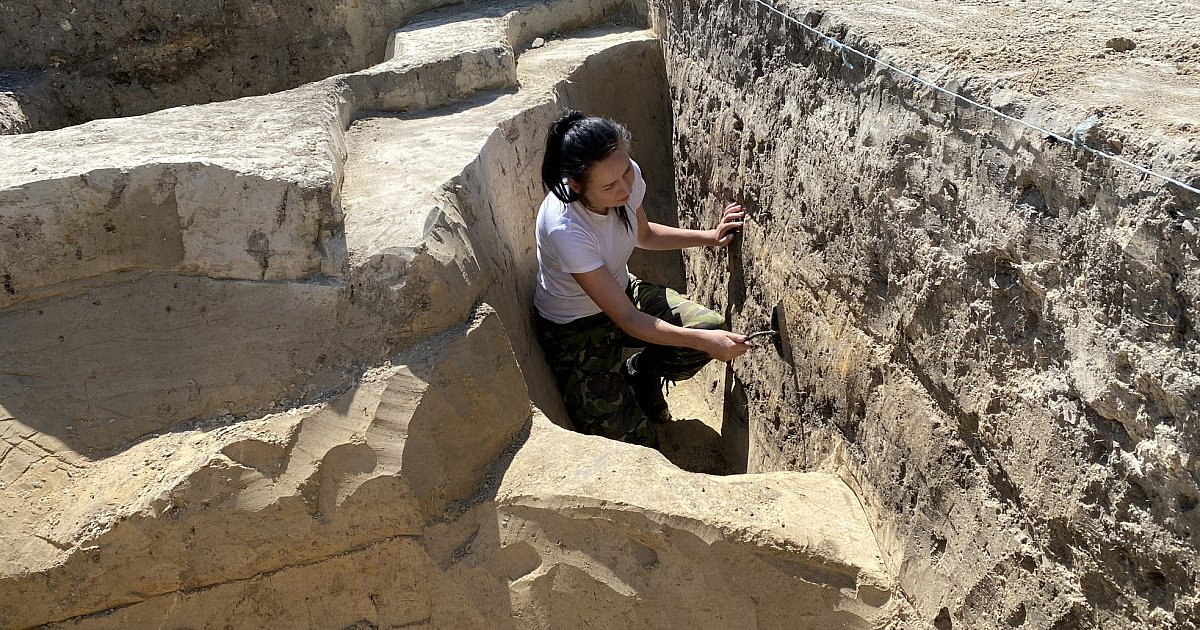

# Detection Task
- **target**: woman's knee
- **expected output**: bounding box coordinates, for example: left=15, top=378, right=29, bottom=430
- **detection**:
left=679, top=307, right=725, bottom=331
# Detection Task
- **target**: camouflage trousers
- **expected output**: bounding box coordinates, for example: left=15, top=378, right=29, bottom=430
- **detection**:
left=534, top=276, right=725, bottom=446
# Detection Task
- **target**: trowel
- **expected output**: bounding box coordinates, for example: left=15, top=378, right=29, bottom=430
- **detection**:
left=743, top=302, right=795, bottom=366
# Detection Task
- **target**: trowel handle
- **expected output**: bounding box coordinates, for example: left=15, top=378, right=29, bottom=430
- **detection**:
left=744, top=330, right=777, bottom=342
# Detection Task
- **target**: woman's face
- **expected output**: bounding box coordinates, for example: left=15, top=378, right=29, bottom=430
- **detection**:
left=569, top=147, right=635, bottom=212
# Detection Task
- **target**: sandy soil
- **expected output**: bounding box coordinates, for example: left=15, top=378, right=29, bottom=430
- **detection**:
left=761, top=0, right=1200, bottom=143
left=659, top=375, right=731, bottom=474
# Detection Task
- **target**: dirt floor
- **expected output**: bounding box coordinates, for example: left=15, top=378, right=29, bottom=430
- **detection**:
left=658, top=375, right=731, bottom=474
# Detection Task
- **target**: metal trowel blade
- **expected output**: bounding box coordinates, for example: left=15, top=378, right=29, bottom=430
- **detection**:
left=770, top=301, right=796, bottom=367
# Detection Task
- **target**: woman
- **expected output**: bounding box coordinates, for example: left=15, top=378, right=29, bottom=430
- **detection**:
left=534, top=110, right=750, bottom=447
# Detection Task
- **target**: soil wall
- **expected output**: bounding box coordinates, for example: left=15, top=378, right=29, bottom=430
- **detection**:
left=651, top=0, right=1200, bottom=627
left=0, top=0, right=452, bottom=132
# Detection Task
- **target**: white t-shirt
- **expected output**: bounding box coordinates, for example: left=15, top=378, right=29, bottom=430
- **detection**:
left=534, top=160, right=647, bottom=324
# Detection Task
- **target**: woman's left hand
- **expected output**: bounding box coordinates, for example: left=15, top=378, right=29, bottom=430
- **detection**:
left=709, top=202, right=745, bottom=247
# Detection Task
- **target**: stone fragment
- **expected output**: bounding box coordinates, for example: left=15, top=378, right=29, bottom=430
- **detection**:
left=1106, top=36, right=1137, bottom=52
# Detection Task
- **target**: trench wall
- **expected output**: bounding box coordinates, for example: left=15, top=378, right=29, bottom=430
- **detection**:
left=0, top=0, right=455, bottom=132
left=651, top=0, right=1200, bottom=627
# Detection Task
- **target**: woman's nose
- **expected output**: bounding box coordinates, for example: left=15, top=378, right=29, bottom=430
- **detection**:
left=617, top=178, right=632, bottom=197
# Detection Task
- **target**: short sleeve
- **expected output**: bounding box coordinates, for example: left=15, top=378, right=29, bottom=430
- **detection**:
left=547, top=225, right=605, bottom=275
left=626, top=160, right=648, bottom=212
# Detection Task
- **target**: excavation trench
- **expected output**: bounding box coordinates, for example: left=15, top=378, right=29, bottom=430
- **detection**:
left=0, top=5, right=900, bottom=628
left=1, top=0, right=1198, bottom=628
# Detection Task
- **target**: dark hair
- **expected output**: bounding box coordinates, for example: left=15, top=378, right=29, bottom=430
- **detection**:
left=541, top=110, right=633, bottom=231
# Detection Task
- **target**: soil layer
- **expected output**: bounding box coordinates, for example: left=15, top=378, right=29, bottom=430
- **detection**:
left=653, top=0, right=1200, bottom=627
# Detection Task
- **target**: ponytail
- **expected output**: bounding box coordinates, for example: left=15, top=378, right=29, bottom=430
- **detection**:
left=542, top=110, right=588, bottom=205
left=541, top=110, right=634, bottom=232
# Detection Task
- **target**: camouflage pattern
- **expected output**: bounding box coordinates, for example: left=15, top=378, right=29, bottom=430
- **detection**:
left=535, top=276, right=725, bottom=446
left=625, top=276, right=725, bottom=380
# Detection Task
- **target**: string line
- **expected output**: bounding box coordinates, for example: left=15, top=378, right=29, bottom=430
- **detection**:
left=746, top=0, right=1200, bottom=197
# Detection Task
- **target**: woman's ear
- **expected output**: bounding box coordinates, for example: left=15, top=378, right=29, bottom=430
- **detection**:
left=567, top=177, right=583, bottom=195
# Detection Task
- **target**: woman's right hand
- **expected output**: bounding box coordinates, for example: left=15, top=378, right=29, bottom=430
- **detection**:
left=708, top=202, right=746, bottom=247
left=699, top=329, right=751, bottom=362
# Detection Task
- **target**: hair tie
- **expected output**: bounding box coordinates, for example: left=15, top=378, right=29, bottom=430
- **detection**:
left=553, top=110, right=586, bottom=139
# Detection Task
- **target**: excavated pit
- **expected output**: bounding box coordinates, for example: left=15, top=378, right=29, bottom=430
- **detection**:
left=2, top=0, right=1199, bottom=628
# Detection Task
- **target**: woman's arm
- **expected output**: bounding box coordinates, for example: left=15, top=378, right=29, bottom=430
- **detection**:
left=571, top=267, right=749, bottom=362
left=636, top=202, right=744, bottom=251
